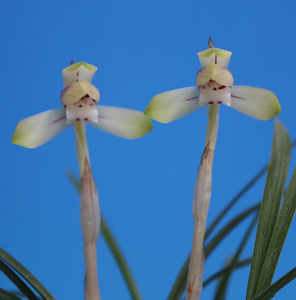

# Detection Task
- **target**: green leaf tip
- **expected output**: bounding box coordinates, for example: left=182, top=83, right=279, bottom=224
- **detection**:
left=63, top=62, right=97, bottom=72
left=198, top=48, right=232, bottom=59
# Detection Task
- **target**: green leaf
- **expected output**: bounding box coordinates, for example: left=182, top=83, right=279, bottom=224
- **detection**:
left=168, top=138, right=296, bottom=300
left=207, top=139, right=296, bottom=239
left=0, top=288, right=22, bottom=300
left=167, top=256, right=189, bottom=300
left=203, top=258, right=252, bottom=287
left=205, top=204, right=259, bottom=258
left=214, top=215, right=258, bottom=300
left=246, top=119, right=291, bottom=300
left=0, top=250, right=54, bottom=300
left=252, top=267, right=296, bottom=300
left=0, top=258, right=38, bottom=299
left=255, top=166, right=296, bottom=294
left=167, top=203, right=260, bottom=300
left=66, top=171, right=142, bottom=300
left=206, top=164, right=267, bottom=239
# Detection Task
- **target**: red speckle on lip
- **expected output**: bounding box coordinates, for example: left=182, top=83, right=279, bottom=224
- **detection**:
left=218, top=101, right=222, bottom=104
left=209, top=101, right=214, bottom=104
left=202, top=85, right=206, bottom=89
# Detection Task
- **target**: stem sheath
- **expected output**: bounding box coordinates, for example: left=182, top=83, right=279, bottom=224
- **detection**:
left=186, top=104, right=219, bottom=300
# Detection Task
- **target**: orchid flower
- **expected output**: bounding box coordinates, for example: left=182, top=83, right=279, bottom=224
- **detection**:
left=12, top=62, right=153, bottom=150
left=144, top=38, right=281, bottom=300
left=145, top=44, right=280, bottom=123
left=11, top=62, right=153, bottom=300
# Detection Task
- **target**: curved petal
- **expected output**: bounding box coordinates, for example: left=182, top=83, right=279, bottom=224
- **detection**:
left=144, top=87, right=201, bottom=123
left=62, top=62, right=98, bottom=87
left=197, top=48, right=232, bottom=68
left=230, top=86, right=281, bottom=120
left=61, top=81, right=100, bottom=106
left=11, top=108, right=69, bottom=148
left=88, top=106, right=153, bottom=139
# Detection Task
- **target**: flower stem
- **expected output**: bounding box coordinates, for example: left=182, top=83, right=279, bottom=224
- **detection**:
left=73, top=121, right=90, bottom=177
left=84, top=242, right=101, bottom=300
left=73, top=121, right=101, bottom=300
left=186, top=104, right=219, bottom=300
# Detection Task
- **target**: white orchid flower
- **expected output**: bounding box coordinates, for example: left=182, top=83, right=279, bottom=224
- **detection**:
left=145, top=47, right=281, bottom=123
left=145, top=39, right=281, bottom=300
left=12, top=62, right=153, bottom=149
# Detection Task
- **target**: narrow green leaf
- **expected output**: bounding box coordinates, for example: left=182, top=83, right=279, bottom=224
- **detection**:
left=214, top=215, right=258, bottom=300
left=255, top=166, right=296, bottom=293
left=252, top=267, right=296, bottom=300
left=167, top=256, right=189, bottom=300
left=0, top=259, right=38, bottom=300
left=205, top=204, right=260, bottom=257
left=168, top=138, right=296, bottom=300
left=246, top=119, right=291, bottom=300
left=206, top=165, right=267, bottom=239
left=167, top=203, right=260, bottom=300
left=203, top=258, right=252, bottom=287
left=0, top=288, right=22, bottom=300
left=101, top=218, right=142, bottom=300
left=213, top=257, right=231, bottom=300
left=0, top=249, right=54, bottom=300
left=66, top=171, right=142, bottom=300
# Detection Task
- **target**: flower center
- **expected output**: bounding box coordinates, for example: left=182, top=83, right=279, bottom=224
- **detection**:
left=198, top=80, right=231, bottom=106
left=65, top=96, right=99, bottom=124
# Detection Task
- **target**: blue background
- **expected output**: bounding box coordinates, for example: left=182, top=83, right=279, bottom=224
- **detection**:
left=1, top=0, right=296, bottom=299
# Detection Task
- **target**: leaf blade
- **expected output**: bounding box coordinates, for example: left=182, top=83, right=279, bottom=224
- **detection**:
left=167, top=203, right=260, bottom=300
left=0, top=249, right=54, bottom=300
left=246, top=119, right=291, bottom=300
left=252, top=267, right=296, bottom=300
left=256, top=166, right=296, bottom=293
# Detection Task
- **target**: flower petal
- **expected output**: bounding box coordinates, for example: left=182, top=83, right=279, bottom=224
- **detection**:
left=144, top=87, right=201, bottom=123
left=88, top=106, right=153, bottom=139
left=11, top=108, right=69, bottom=148
left=62, top=62, right=98, bottom=87
left=197, top=48, right=232, bottom=67
left=61, top=81, right=100, bottom=106
left=230, top=86, right=281, bottom=120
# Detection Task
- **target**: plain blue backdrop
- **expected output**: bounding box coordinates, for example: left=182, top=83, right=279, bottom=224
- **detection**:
left=1, top=0, right=296, bottom=299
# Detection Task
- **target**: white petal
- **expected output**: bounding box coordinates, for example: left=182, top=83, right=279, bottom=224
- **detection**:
left=230, top=86, right=281, bottom=120
left=144, top=87, right=201, bottom=123
left=62, top=62, right=98, bottom=87
left=12, top=108, right=69, bottom=148
left=197, top=48, right=232, bottom=68
left=88, top=106, right=153, bottom=139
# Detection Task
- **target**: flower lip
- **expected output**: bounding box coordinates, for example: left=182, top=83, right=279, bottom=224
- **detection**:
left=65, top=96, right=99, bottom=124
